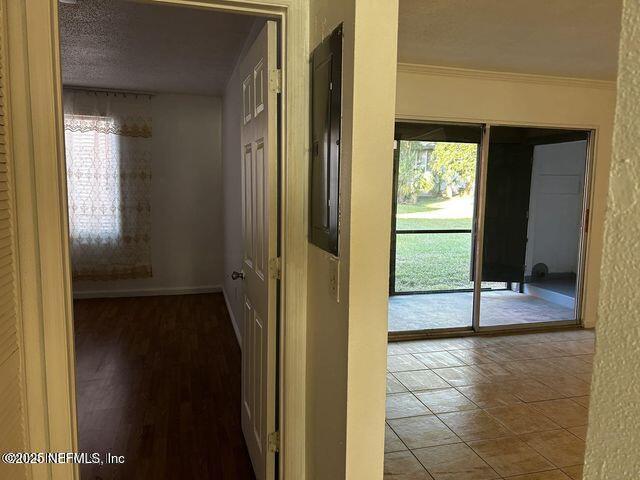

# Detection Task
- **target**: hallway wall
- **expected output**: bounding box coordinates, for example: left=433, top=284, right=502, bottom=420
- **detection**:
left=221, top=62, right=245, bottom=343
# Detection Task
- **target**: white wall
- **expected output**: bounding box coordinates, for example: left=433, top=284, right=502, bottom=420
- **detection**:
left=221, top=64, right=244, bottom=343
left=396, top=65, right=616, bottom=327
left=73, top=94, right=224, bottom=297
left=525, top=140, right=587, bottom=276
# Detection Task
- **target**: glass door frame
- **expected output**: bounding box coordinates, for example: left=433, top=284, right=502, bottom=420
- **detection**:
left=389, top=121, right=486, bottom=336
left=470, top=124, right=490, bottom=332
left=389, top=134, right=481, bottom=297
left=389, top=119, right=596, bottom=340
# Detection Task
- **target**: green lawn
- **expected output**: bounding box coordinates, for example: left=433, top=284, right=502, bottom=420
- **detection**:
left=395, top=233, right=474, bottom=291
left=394, top=196, right=484, bottom=292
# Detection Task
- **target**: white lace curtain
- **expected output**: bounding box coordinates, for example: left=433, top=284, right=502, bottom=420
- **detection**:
left=64, top=89, right=152, bottom=281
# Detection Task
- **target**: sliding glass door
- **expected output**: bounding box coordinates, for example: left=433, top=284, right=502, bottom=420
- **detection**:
left=477, top=126, right=591, bottom=330
left=389, top=122, right=494, bottom=333
left=388, top=121, right=592, bottom=336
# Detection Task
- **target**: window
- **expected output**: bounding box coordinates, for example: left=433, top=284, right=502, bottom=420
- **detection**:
left=63, top=90, right=152, bottom=281
left=65, top=114, right=122, bottom=242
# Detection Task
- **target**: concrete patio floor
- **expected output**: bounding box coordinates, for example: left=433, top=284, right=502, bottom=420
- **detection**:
left=388, top=290, right=575, bottom=332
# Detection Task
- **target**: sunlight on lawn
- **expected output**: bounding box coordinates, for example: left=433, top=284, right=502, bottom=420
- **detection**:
left=397, top=195, right=474, bottom=219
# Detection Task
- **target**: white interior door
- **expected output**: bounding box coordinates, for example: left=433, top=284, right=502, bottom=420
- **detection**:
left=239, top=20, right=278, bottom=480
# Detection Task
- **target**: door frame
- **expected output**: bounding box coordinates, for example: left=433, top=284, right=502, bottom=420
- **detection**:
left=6, top=1, right=308, bottom=479
left=475, top=123, right=595, bottom=334
left=389, top=122, right=487, bottom=297
left=389, top=115, right=598, bottom=340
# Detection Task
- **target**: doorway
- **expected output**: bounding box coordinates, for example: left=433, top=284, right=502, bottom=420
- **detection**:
left=5, top=0, right=310, bottom=476
left=57, top=1, right=280, bottom=478
left=388, top=121, right=593, bottom=336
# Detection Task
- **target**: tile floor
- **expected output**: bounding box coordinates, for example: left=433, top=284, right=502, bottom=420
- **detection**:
left=385, top=329, right=593, bottom=480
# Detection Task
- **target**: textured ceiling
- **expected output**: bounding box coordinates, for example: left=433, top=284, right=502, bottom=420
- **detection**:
left=398, top=0, right=622, bottom=80
left=59, top=0, right=257, bottom=95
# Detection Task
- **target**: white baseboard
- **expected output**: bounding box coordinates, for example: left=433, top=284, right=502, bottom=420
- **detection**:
left=222, top=286, right=242, bottom=348
left=73, top=285, right=222, bottom=299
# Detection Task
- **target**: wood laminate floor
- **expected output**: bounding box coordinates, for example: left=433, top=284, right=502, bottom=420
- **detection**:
left=74, top=293, right=255, bottom=480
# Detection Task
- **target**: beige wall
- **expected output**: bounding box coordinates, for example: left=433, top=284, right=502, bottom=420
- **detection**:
left=73, top=94, right=224, bottom=298
left=307, top=4, right=352, bottom=478
left=396, top=66, right=617, bottom=327
left=584, top=0, right=640, bottom=476
left=307, top=0, right=398, bottom=478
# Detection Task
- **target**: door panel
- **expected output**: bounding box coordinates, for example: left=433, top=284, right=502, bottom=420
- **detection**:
left=239, top=21, right=278, bottom=480
left=481, top=142, right=534, bottom=282
left=255, top=139, right=266, bottom=278
left=244, top=144, right=254, bottom=267
left=477, top=127, right=589, bottom=330
left=243, top=298, right=253, bottom=418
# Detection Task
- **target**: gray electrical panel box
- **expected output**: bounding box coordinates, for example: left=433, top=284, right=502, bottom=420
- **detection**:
left=309, top=24, right=342, bottom=256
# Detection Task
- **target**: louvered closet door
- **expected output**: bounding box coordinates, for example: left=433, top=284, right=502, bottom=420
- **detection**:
left=0, top=1, right=28, bottom=479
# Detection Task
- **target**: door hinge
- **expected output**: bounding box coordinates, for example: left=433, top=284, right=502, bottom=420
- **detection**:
left=269, top=68, right=282, bottom=93
left=269, top=257, right=282, bottom=280
left=268, top=430, right=280, bottom=453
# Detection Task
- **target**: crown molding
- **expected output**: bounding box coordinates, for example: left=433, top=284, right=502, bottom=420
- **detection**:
left=397, top=63, right=616, bottom=91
